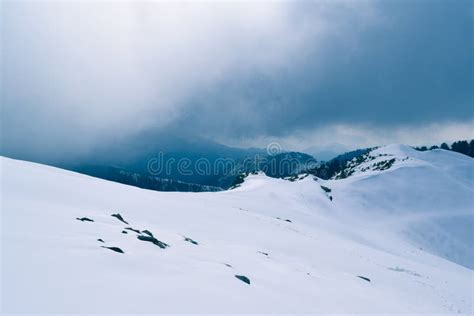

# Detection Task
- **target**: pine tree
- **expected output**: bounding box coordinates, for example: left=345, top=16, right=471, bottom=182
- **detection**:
left=440, top=143, right=449, bottom=150
left=451, top=140, right=469, bottom=156
left=469, top=140, right=474, bottom=158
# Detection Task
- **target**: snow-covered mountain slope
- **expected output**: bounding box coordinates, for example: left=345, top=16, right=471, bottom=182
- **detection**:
left=1, top=144, right=473, bottom=314
left=330, top=145, right=474, bottom=269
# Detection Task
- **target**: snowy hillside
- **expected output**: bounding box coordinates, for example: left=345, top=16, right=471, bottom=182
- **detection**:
left=1, top=144, right=473, bottom=314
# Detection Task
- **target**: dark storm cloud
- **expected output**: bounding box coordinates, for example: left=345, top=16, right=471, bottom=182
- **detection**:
left=179, top=0, right=473, bottom=138
left=1, top=1, right=472, bottom=161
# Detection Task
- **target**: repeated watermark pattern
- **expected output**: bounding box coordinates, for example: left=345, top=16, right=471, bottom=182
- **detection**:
left=147, top=142, right=318, bottom=177
left=266, top=142, right=282, bottom=156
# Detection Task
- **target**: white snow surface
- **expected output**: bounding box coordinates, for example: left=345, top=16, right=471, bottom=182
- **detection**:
left=1, top=144, right=473, bottom=314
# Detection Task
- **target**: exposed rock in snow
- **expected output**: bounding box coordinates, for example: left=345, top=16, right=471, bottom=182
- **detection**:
left=111, top=213, right=129, bottom=225
left=137, top=235, right=169, bottom=249
left=76, top=217, right=94, bottom=222
left=101, top=246, right=124, bottom=254
left=235, top=275, right=251, bottom=285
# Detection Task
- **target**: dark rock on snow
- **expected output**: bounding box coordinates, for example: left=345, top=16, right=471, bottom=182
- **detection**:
left=320, top=185, right=332, bottom=193
left=76, top=217, right=94, bottom=222
left=137, top=235, right=169, bottom=249
left=357, top=275, right=371, bottom=282
left=142, top=230, right=154, bottom=237
left=125, top=227, right=141, bottom=234
left=235, top=275, right=251, bottom=285
left=111, top=213, right=129, bottom=224
left=102, top=246, right=124, bottom=254
left=184, top=237, right=199, bottom=245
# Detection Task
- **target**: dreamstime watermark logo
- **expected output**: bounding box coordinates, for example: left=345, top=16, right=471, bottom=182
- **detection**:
left=146, top=141, right=318, bottom=178
left=266, top=142, right=282, bottom=156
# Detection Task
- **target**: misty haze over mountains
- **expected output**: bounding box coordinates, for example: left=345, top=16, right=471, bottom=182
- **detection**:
left=3, top=133, right=471, bottom=193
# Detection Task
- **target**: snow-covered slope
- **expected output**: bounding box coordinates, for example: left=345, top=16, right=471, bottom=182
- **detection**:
left=331, top=145, right=474, bottom=269
left=1, top=145, right=473, bottom=314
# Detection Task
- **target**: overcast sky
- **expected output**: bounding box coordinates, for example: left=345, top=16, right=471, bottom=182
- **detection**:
left=1, top=1, right=473, bottom=160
